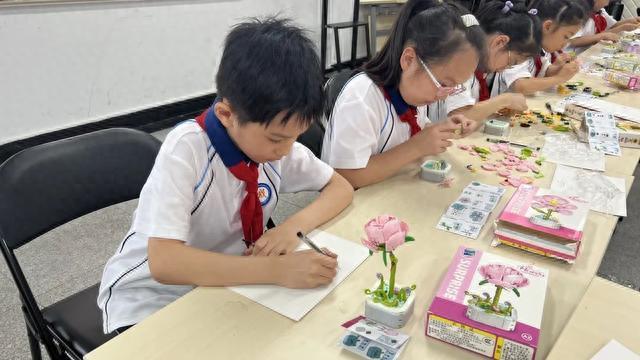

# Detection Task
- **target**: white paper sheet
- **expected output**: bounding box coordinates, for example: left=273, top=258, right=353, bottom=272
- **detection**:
left=541, top=134, right=606, bottom=171
left=591, top=339, right=640, bottom=360
left=229, top=230, right=369, bottom=321
left=551, top=165, right=627, bottom=217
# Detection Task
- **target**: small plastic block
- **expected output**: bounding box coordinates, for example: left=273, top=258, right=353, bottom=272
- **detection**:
left=507, top=177, right=522, bottom=187
left=498, top=169, right=511, bottom=177
left=481, top=163, right=497, bottom=171
left=520, top=177, right=534, bottom=184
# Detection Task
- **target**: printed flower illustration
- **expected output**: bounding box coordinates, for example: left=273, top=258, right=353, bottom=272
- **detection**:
left=469, top=211, right=485, bottom=223
left=362, top=215, right=415, bottom=308
left=479, top=264, right=529, bottom=290
left=472, top=264, right=530, bottom=313
left=531, top=195, right=577, bottom=220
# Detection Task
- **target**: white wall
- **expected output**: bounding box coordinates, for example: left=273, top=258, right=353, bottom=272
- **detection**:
left=0, top=0, right=362, bottom=145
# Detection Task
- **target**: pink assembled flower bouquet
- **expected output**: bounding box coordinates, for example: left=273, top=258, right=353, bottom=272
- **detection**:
left=362, top=215, right=415, bottom=308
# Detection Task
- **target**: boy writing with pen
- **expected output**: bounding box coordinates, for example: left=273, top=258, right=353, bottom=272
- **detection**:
left=97, top=17, right=354, bottom=335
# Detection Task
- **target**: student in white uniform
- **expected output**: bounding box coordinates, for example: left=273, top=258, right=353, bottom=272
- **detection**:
left=322, top=0, right=484, bottom=189
left=97, top=18, right=354, bottom=334
left=427, top=0, right=540, bottom=124
left=502, top=0, right=587, bottom=94
left=567, top=0, right=640, bottom=53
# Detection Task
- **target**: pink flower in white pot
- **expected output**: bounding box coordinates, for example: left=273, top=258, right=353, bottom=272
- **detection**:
left=362, top=215, right=415, bottom=304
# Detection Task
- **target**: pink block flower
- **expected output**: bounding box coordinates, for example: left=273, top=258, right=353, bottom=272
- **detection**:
left=478, top=264, right=529, bottom=290
left=362, top=215, right=410, bottom=252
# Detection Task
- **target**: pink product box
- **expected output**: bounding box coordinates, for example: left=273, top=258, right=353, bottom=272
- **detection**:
left=426, top=246, right=549, bottom=360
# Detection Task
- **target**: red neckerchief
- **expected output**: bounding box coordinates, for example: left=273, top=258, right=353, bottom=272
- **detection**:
left=380, top=86, right=420, bottom=136
left=195, top=105, right=263, bottom=248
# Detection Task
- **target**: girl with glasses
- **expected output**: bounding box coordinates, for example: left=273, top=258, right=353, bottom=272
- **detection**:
left=321, top=0, right=484, bottom=189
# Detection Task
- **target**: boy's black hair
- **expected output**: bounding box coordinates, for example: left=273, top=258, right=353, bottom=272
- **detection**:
left=215, top=17, right=323, bottom=127
left=364, top=0, right=487, bottom=88
left=530, top=0, right=588, bottom=26
left=475, top=0, right=543, bottom=57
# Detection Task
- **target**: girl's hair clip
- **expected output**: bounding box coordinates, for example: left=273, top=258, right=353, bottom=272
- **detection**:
left=502, top=1, right=514, bottom=14
left=461, top=14, right=480, bottom=27
left=528, top=8, right=538, bottom=15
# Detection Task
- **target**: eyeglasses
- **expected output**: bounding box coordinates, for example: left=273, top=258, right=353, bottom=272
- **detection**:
left=418, top=58, right=466, bottom=98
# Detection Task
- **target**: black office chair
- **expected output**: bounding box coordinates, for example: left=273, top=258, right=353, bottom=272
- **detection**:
left=296, top=69, right=359, bottom=157
left=0, top=128, right=161, bottom=360
left=605, top=0, right=624, bottom=21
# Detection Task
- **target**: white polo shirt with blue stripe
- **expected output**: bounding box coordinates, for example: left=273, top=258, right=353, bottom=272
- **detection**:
left=97, top=121, right=334, bottom=333
left=321, top=72, right=431, bottom=169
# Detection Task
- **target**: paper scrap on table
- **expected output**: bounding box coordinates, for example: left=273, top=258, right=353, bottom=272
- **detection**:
left=591, top=339, right=640, bottom=360
left=436, top=182, right=506, bottom=239
left=541, top=134, right=605, bottom=171
left=551, top=165, right=627, bottom=217
left=229, top=230, right=369, bottom=321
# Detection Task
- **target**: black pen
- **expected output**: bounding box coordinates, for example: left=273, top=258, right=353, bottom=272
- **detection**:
left=297, top=231, right=329, bottom=256
left=486, top=138, right=541, bottom=151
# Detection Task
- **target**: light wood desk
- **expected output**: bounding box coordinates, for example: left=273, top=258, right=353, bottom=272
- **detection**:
left=547, top=276, right=640, bottom=359
left=86, top=44, right=640, bottom=360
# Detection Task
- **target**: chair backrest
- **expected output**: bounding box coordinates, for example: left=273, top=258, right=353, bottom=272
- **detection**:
left=324, top=69, right=360, bottom=122
left=605, top=0, right=624, bottom=20
left=296, top=69, right=359, bottom=157
left=0, top=128, right=161, bottom=250
left=0, top=128, right=161, bottom=357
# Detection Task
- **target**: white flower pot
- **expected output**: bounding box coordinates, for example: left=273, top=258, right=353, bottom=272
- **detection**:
left=484, top=119, right=510, bottom=137
left=529, top=214, right=561, bottom=229
left=465, top=303, right=518, bottom=331
left=420, top=160, right=451, bottom=183
left=364, top=284, right=415, bottom=329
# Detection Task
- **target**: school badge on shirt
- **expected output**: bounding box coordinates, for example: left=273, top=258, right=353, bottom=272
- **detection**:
left=257, top=183, right=272, bottom=206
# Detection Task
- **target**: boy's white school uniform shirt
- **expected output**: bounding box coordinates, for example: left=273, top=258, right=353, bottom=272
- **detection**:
left=425, top=73, right=508, bottom=122
left=97, top=121, right=334, bottom=333
left=567, top=9, right=617, bottom=54
left=321, top=72, right=431, bottom=169
left=500, top=51, right=552, bottom=91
